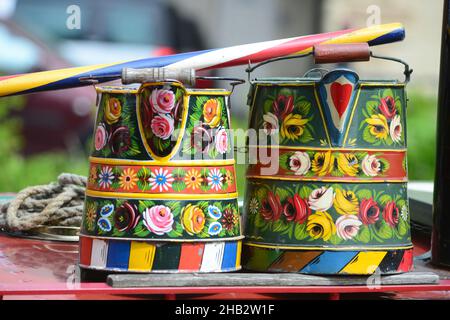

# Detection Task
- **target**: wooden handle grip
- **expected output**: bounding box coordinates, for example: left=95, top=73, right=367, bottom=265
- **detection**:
left=313, top=43, right=371, bottom=64
left=121, top=68, right=196, bottom=85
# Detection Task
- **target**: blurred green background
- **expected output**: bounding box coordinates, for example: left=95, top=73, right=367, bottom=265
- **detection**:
left=0, top=90, right=437, bottom=197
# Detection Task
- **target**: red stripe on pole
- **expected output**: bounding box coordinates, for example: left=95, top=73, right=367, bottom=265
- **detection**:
left=79, top=236, right=93, bottom=267
left=178, top=243, right=205, bottom=271
left=206, top=29, right=355, bottom=70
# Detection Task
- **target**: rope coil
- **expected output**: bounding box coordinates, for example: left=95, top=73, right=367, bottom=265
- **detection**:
left=0, top=173, right=86, bottom=232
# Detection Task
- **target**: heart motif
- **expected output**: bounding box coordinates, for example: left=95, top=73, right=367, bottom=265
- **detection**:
left=330, top=82, right=353, bottom=118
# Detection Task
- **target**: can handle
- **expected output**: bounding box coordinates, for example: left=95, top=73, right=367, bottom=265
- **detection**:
left=245, top=43, right=412, bottom=83
left=313, top=43, right=370, bottom=64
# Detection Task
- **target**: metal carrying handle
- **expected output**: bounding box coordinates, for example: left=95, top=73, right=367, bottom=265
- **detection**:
left=121, top=68, right=245, bottom=92
left=246, top=43, right=412, bottom=83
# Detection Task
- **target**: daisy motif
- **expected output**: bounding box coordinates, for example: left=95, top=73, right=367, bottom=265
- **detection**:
left=98, top=166, right=114, bottom=189
left=119, top=168, right=138, bottom=191
left=249, top=198, right=259, bottom=215
left=207, top=168, right=223, bottom=191
left=149, top=168, right=175, bottom=192
left=184, top=169, right=203, bottom=190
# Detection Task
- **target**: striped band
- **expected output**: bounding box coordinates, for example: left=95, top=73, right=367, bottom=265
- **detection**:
left=88, top=163, right=237, bottom=194
left=247, top=147, right=407, bottom=182
left=242, top=244, right=413, bottom=275
left=79, top=236, right=242, bottom=273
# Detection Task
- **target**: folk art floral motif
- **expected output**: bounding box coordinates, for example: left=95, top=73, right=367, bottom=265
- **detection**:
left=92, top=93, right=142, bottom=158
left=249, top=79, right=406, bottom=149
left=92, top=85, right=233, bottom=161
left=82, top=197, right=240, bottom=239
left=245, top=182, right=410, bottom=246
left=88, top=165, right=236, bottom=194
left=139, top=86, right=184, bottom=158
left=181, top=95, right=231, bottom=159
left=274, top=149, right=406, bottom=178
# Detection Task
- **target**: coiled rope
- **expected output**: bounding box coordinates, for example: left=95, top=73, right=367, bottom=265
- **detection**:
left=0, top=173, right=86, bottom=232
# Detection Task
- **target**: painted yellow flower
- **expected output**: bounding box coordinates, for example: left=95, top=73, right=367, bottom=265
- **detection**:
left=311, top=151, right=334, bottom=176
left=336, top=153, right=359, bottom=176
left=366, top=114, right=389, bottom=140
left=181, top=204, right=206, bottom=235
left=184, top=169, right=203, bottom=190
left=104, top=97, right=122, bottom=124
left=334, top=189, right=359, bottom=215
left=281, top=114, right=308, bottom=140
left=203, top=99, right=222, bottom=128
left=306, top=211, right=336, bottom=241
left=119, top=168, right=138, bottom=190
left=89, top=166, right=98, bottom=184
left=84, top=202, right=97, bottom=231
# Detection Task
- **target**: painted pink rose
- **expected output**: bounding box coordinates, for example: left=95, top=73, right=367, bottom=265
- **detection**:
left=150, top=89, right=175, bottom=114
left=336, top=215, right=362, bottom=240
left=94, top=123, right=108, bottom=151
left=215, top=128, right=228, bottom=154
left=151, top=114, right=174, bottom=139
left=143, top=205, right=174, bottom=235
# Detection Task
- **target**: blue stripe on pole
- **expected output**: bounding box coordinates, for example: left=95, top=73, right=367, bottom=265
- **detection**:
left=221, top=242, right=238, bottom=270
left=299, top=250, right=359, bottom=274
left=106, top=240, right=131, bottom=270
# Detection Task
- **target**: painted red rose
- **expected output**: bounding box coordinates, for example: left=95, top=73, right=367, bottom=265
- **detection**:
left=283, top=194, right=310, bottom=224
left=358, top=198, right=380, bottom=225
left=378, top=96, right=396, bottom=120
left=110, top=126, right=131, bottom=155
left=273, top=95, right=294, bottom=119
left=114, top=202, right=139, bottom=232
left=383, top=201, right=399, bottom=227
left=260, top=191, right=282, bottom=221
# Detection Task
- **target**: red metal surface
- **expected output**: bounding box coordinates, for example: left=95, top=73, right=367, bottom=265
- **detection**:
left=0, top=231, right=448, bottom=300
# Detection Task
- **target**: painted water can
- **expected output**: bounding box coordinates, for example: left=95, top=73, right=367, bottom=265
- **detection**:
left=79, top=76, right=242, bottom=273
left=242, top=44, right=413, bottom=275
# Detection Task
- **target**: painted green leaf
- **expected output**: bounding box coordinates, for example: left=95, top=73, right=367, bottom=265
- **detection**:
left=356, top=189, right=372, bottom=199
left=254, top=213, right=266, bottom=229
left=272, top=219, right=288, bottom=233
left=366, top=100, right=379, bottom=114
left=379, top=194, right=392, bottom=205
left=298, top=185, right=313, bottom=199
left=397, top=217, right=409, bottom=237
left=297, top=100, right=311, bottom=116
left=279, top=152, right=292, bottom=171
left=294, top=223, right=308, bottom=240
left=299, top=127, right=314, bottom=143
left=382, top=88, right=394, bottom=99
left=355, top=225, right=371, bottom=243
left=172, top=180, right=186, bottom=192
left=275, top=186, right=292, bottom=202
left=374, top=220, right=394, bottom=239
left=362, top=125, right=377, bottom=144
left=263, top=99, right=273, bottom=114
left=329, top=233, right=343, bottom=245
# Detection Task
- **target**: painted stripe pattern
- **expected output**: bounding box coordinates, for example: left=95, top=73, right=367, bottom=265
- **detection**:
left=79, top=236, right=241, bottom=272
left=88, top=163, right=237, bottom=194
left=0, top=24, right=404, bottom=97
left=242, top=245, right=413, bottom=275
left=247, top=147, right=407, bottom=182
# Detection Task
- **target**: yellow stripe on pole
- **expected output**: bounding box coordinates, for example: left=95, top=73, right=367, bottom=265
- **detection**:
left=128, top=241, right=156, bottom=271
left=339, top=251, right=387, bottom=274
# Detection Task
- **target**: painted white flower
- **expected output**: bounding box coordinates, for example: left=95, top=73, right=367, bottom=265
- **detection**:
left=263, top=112, right=279, bottom=136
left=249, top=197, right=259, bottom=215
left=149, top=168, right=174, bottom=192
left=336, top=215, right=362, bottom=240
left=308, top=186, right=335, bottom=212
left=207, top=168, right=223, bottom=191
left=390, top=115, right=402, bottom=143
left=401, top=205, right=408, bottom=221
left=361, top=154, right=381, bottom=177
left=289, top=151, right=311, bottom=175
left=98, top=166, right=114, bottom=189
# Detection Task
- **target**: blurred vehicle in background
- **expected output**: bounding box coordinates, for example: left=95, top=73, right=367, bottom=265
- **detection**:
left=0, top=0, right=207, bottom=155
